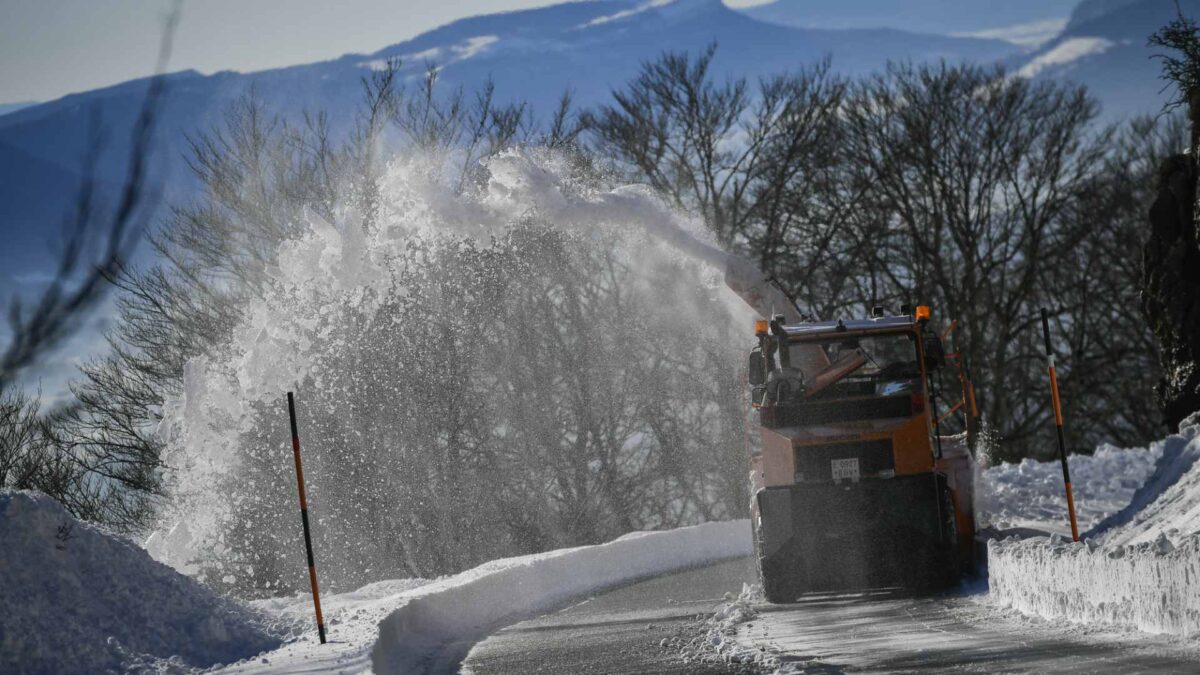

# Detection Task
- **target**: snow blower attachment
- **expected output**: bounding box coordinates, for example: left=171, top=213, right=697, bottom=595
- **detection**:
left=731, top=275, right=980, bottom=601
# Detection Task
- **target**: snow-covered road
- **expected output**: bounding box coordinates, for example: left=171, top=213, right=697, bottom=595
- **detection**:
left=10, top=430, right=1182, bottom=673
left=221, top=440, right=1197, bottom=674
left=737, top=582, right=1200, bottom=673
left=465, top=557, right=1200, bottom=674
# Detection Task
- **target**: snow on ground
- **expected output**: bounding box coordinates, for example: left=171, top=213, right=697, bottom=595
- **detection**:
left=215, top=579, right=433, bottom=673
left=980, top=442, right=1162, bottom=534
left=988, top=419, right=1200, bottom=637
left=216, top=519, right=751, bottom=674
left=372, top=520, right=750, bottom=673
left=665, top=582, right=783, bottom=672
left=0, top=490, right=283, bottom=674
left=582, top=0, right=673, bottom=28
left=989, top=534, right=1200, bottom=638
left=228, top=431, right=1194, bottom=674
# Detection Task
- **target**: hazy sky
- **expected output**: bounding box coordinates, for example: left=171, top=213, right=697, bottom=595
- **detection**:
left=0, top=0, right=768, bottom=104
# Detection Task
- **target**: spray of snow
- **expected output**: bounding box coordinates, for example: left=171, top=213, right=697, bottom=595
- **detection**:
left=147, top=148, right=754, bottom=579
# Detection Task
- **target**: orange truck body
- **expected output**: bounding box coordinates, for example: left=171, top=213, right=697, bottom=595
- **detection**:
left=745, top=310, right=978, bottom=600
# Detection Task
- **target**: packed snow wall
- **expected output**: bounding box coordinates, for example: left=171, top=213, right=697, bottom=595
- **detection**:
left=987, top=418, right=1200, bottom=637
left=372, top=520, right=751, bottom=674
left=148, top=149, right=761, bottom=595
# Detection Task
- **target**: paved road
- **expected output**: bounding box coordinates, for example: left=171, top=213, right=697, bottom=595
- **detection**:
left=463, top=556, right=1200, bottom=674
left=462, top=557, right=757, bottom=674
left=746, top=587, right=1199, bottom=673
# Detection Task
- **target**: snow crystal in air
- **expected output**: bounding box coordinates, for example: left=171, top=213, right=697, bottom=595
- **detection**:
left=148, top=148, right=746, bottom=583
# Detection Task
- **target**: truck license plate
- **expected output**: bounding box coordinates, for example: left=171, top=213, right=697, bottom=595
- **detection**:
left=831, top=457, right=860, bottom=482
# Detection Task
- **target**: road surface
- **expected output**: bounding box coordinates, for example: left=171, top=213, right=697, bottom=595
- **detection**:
left=462, top=556, right=1200, bottom=674
left=462, top=557, right=756, bottom=674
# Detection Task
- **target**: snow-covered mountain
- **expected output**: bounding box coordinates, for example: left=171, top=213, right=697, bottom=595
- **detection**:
left=745, top=0, right=1080, bottom=44
left=1011, top=0, right=1197, bottom=119
left=0, top=0, right=1186, bottom=398
left=0, top=0, right=1015, bottom=281
left=0, top=0, right=1185, bottom=284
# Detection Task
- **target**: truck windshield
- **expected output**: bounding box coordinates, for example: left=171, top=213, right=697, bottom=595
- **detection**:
left=789, top=332, right=921, bottom=398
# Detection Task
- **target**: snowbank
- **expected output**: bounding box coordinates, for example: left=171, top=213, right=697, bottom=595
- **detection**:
left=1090, top=425, right=1200, bottom=546
left=371, top=519, right=751, bottom=673
left=987, top=421, right=1200, bottom=637
left=989, top=533, right=1200, bottom=637
left=218, top=520, right=750, bottom=674
left=215, top=579, right=434, bottom=674
left=0, top=490, right=282, bottom=673
left=981, top=443, right=1162, bottom=533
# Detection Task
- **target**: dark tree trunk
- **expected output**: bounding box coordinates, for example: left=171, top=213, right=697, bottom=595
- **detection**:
left=1142, top=89, right=1200, bottom=430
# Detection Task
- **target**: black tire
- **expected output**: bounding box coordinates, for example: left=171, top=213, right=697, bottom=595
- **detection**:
left=922, top=483, right=962, bottom=590
left=754, top=520, right=799, bottom=603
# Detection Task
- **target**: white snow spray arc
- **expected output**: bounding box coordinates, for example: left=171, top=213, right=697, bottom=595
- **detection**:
left=145, top=148, right=760, bottom=581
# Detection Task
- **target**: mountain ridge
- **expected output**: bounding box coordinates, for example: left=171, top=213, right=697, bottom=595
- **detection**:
left=0, top=0, right=1183, bottom=399
left=0, top=0, right=1019, bottom=279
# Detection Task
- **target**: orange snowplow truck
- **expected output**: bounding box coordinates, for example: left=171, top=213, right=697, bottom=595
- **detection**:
left=743, top=306, right=979, bottom=601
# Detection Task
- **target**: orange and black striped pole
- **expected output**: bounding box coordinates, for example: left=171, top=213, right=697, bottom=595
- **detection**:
left=287, top=391, right=327, bottom=643
left=1040, top=309, right=1080, bottom=542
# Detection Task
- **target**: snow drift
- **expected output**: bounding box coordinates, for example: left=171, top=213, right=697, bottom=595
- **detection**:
left=372, top=519, right=751, bottom=674
left=982, top=442, right=1164, bottom=534
left=212, top=519, right=751, bottom=673
left=0, top=490, right=282, bottom=673
left=988, top=419, right=1200, bottom=637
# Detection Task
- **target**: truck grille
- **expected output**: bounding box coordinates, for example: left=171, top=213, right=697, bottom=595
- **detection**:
left=794, top=439, right=895, bottom=483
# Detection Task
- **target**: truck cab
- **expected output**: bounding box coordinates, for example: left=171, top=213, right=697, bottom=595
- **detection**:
left=747, top=307, right=976, bottom=601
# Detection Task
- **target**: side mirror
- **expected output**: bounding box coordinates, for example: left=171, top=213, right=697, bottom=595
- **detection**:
left=748, top=346, right=766, bottom=386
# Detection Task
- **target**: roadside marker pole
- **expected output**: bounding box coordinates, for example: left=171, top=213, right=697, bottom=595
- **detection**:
left=1039, top=309, right=1080, bottom=542
left=287, top=392, right=327, bottom=644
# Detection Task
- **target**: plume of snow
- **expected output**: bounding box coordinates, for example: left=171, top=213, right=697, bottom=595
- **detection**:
left=147, top=148, right=754, bottom=574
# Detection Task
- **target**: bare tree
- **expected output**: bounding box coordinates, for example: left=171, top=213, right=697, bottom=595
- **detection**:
left=1150, top=8, right=1200, bottom=115
left=588, top=47, right=857, bottom=317
left=836, top=62, right=1116, bottom=459
left=596, top=50, right=1162, bottom=461
left=0, top=6, right=181, bottom=530
left=0, top=8, right=178, bottom=389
